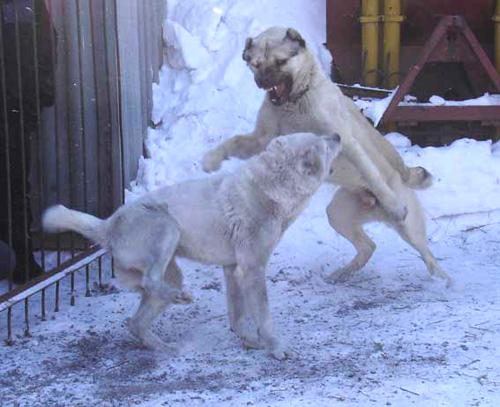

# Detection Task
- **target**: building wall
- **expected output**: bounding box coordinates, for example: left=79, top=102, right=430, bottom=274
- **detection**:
left=36, top=0, right=164, bottom=223
left=115, top=0, right=164, bottom=189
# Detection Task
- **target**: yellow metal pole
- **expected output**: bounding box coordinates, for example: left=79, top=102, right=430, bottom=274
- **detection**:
left=360, top=0, right=380, bottom=87
left=494, top=0, right=500, bottom=73
left=383, top=0, right=404, bottom=88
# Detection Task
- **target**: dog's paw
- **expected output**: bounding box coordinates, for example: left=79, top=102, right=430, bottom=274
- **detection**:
left=172, top=290, right=193, bottom=304
left=127, top=319, right=178, bottom=354
left=143, top=279, right=181, bottom=302
left=325, top=268, right=354, bottom=284
left=269, top=347, right=297, bottom=361
left=202, top=149, right=224, bottom=173
left=440, top=274, right=454, bottom=290
left=241, top=336, right=265, bottom=350
left=125, top=318, right=140, bottom=340
left=147, top=337, right=179, bottom=355
left=429, top=265, right=454, bottom=289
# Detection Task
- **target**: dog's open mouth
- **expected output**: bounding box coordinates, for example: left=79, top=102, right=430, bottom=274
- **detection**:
left=266, top=83, right=288, bottom=105
left=262, top=76, right=294, bottom=106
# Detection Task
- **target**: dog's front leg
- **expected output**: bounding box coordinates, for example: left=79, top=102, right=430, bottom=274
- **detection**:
left=236, top=264, right=292, bottom=360
left=341, top=136, right=407, bottom=222
left=203, top=132, right=270, bottom=172
left=223, top=265, right=245, bottom=332
left=203, top=110, right=277, bottom=172
left=223, top=265, right=262, bottom=349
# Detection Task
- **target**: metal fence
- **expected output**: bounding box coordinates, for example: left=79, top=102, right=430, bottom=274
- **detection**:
left=0, top=0, right=164, bottom=344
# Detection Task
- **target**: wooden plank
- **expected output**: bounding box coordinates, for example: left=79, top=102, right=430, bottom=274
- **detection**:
left=391, top=106, right=500, bottom=122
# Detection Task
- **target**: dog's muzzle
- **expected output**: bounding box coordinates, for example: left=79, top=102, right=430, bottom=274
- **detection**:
left=255, top=72, right=293, bottom=106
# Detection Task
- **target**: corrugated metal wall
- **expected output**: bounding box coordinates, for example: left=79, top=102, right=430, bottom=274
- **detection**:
left=36, top=0, right=164, bottom=221
left=115, top=0, right=164, bottom=188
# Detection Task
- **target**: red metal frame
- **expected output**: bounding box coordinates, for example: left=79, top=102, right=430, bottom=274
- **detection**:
left=326, top=0, right=496, bottom=85
left=381, top=15, right=500, bottom=124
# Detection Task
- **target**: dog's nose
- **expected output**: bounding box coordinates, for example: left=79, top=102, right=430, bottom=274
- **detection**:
left=255, top=75, right=265, bottom=88
left=255, top=75, right=271, bottom=89
left=255, top=69, right=277, bottom=89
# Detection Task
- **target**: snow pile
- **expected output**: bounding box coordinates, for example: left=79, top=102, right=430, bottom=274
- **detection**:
left=130, top=0, right=500, bottom=220
left=353, top=89, right=396, bottom=126
left=131, top=0, right=330, bottom=194
left=408, top=93, right=500, bottom=107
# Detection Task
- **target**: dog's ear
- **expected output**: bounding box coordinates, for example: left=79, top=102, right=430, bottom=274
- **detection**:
left=286, top=28, right=306, bottom=48
left=242, top=37, right=253, bottom=61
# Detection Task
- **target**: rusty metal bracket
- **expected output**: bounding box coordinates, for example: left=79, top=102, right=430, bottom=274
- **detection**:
left=381, top=15, right=500, bottom=125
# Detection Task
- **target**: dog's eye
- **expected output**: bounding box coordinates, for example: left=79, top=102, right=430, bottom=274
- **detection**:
left=276, top=58, right=288, bottom=66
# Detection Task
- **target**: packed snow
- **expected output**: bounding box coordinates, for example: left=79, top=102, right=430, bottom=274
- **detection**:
left=1, top=0, right=500, bottom=406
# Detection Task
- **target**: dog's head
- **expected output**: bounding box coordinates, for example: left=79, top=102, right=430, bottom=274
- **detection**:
left=265, top=133, right=342, bottom=194
left=242, top=27, right=311, bottom=106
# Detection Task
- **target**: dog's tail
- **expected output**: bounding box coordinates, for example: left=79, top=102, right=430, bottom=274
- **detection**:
left=402, top=166, right=433, bottom=189
left=42, top=205, right=108, bottom=247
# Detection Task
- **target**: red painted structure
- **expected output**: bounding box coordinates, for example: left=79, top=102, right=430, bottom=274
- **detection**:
left=326, top=0, right=500, bottom=145
left=326, top=0, right=496, bottom=86
left=380, top=16, right=500, bottom=124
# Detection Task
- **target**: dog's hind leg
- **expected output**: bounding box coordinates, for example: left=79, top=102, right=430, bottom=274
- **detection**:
left=142, top=225, right=183, bottom=301
left=127, top=259, right=191, bottom=352
left=393, top=192, right=453, bottom=287
left=127, top=290, right=175, bottom=352
left=326, top=188, right=377, bottom=283
left=166, top=259, right=193, bottom=304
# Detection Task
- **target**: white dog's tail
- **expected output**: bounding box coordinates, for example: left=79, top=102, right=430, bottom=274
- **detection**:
left=42, top=205, right=108, bottom=247
left=403, top=166, right=433, bottom=189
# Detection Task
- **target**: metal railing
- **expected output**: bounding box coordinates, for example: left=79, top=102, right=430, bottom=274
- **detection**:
left=0, top=0, right=164, bottom=344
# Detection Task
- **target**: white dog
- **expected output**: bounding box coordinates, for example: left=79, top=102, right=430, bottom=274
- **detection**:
left=203, top=27, right=452, bottom=286
left=43, top=133, right=341, bottom=359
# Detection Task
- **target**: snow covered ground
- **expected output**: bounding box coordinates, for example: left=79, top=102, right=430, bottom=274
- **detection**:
left=1, top=0, right=500, bottom=405
left=1, top=198, right=499, bottom=406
